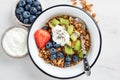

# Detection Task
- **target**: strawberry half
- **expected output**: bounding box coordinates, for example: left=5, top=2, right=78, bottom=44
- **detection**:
left=34, top=29, right=51, bottom=49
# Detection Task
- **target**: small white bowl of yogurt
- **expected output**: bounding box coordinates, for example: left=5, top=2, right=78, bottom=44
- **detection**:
left=1, top=26, right=28, bottom=58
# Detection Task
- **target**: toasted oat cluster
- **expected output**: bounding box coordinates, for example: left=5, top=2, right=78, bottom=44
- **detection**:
left=35, top=15, right=91, bottom=68
left=71, top=0, right=97, bottom=23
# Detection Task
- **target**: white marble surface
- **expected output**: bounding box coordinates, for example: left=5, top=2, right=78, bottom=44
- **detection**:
left=0, top=0, right=120, bottom=80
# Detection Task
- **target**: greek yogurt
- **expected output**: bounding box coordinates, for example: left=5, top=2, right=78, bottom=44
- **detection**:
left=52, top=25, right=70, bottom=46
left=2, top=27, right=28, bottom=58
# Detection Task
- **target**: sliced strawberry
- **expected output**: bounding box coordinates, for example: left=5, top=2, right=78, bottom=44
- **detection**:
left=34, top=29, right=51, bottom=49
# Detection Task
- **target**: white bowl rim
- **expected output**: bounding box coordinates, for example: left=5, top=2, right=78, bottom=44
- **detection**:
left=27, top=5, right=102, bottom=79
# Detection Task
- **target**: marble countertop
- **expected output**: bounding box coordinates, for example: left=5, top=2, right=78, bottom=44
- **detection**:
left=0, top=0, right=120, bottom=80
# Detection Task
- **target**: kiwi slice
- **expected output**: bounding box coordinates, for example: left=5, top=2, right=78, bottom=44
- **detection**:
left=74, top=40, right=81, bottom=51
left=59, top=18, right=69, bottom=25
left=49, top=22, right=54, bottom=28
left=70, top=33, right=78, bottom=41
left=67, top=25, right=74, bottom=35
left=78, top=50, right=83, bottom=58
left=51, top=18, right=60, bottom=26
left=66, top=41, right=72, bottom=47
left=64, top=45, right=74, bottom=55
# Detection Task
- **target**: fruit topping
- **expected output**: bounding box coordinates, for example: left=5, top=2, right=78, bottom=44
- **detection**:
left=41, top=26, right=49, bottom=30
left=74, top=40, right=81, bottom=51
left=78, top=50, right=83, bottom=58
left=64, top=61, right=70, bottom=67
left=72, top=55, right=79, bottom=62
left=50, top=54, right=57, bottom=60
left=49, top=48, right=56, bottom=55
left=64, top=45, right=74, bottom=55
left=34, top=29, right=51, bottom=49
left=70, top=33, right=78, bottom=41
left=57, top=52, right=64, bottom=59
left=59, top=18, right=69, bottom=25
left=67, top=25, right=74, bottom=35
left=46, top=41, right=53, bottom=49
left=53, top=41, right=61, bottom=48
left=51, top=19, right=60, bottom=26
left=65, top=56, right=71, bottom=62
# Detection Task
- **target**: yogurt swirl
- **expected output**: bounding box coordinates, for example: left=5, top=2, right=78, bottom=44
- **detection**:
left=52, top=25, right=70, bottom=46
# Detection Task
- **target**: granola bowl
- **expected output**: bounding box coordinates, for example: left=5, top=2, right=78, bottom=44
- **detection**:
left=28, top=5, right=102, bottom=79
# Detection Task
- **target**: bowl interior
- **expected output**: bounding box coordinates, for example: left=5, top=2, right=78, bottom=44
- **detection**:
left=28, top=5, right=101, bottom=79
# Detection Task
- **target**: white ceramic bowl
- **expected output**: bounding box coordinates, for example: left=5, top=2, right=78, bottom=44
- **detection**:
left=28, top=5, right=102, bottom=79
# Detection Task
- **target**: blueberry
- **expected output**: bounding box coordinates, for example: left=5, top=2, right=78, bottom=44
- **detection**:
left=16, top=7, right=24, bottom=14
left=65, top=56, right=71, bottom=62
left=23, top=19, right=29, bottom=24
left=18, top=0, right=26, bottom=7
left=57, top=52, right=64, bottom=58
left=36, top=11, right=41, bottom=16
left=46, top=42, right=53, bottom=49
left=33, top=1, right=40, bottom=7
left=25, top=4, right=31, bottom=11
left=17, top=14, right=24, bottom=22
left=36, top=5, right=42, bottom=11
left=53, top=41, right=61, bottom=48
left=50, top=54, right=57, bottom=60
left=29, top=15, right=36, bottom=23
left=23, top=11, right=31, bottom=18
left=72, top=55, right=79, bottom=62
left=50, top=32, right=53, bottom=36
left=49, top=48, right=56, bottom=55
left=26, top=0, right=33, bottom=4
left=30, top=7, right=37, bottom=14
left=41, top=26, right=49, bottom=30
left=64, top=62, right=70, bottom=67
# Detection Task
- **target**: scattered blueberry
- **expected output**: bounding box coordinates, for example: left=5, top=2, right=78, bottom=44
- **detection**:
left=26, top=0, right=33, bottom=4
left=72, top=55, right=79, bottom=62
left=50, top=54, right=57, bottom=60
left=36, top=6, right=42, bottom=11
left=23, top=11, right=31, bottom=18
left=64, top=61, right=70, bottom=67
left=57, top=52, right=64, bottom=58
left=18, top=0, right=26, bottom=7
left=23, top=19, right=29, bottom=24
left=49, top=48, right=56, bottom=55
left=33, top=1, right=40, bottom=6
left=41, top=26, right=49, bottom=30
left=16, top=7, right=24, bottom=14
left=30, top=7, right=37, bottom=14
left=46, top=42, right=53, bottom=49
left=25, top=4, right=31, bottom=11
left=65, top=56, right=71, bottom=62
left=29, top=15, right=36, bottom=23
left=53, top=41, right=61, bottom=48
